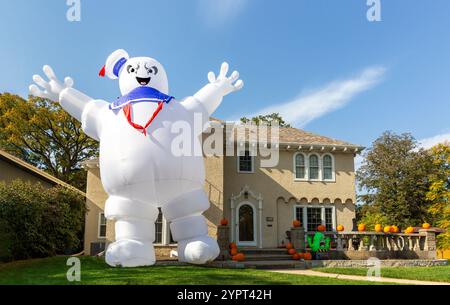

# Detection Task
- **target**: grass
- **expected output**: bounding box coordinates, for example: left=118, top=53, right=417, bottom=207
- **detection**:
left=314, top=265, right=450, bottom=283
left=0, top=256, right=390, bottom=285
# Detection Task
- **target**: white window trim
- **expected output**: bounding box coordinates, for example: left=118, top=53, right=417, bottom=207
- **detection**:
left=237, top=151, right=255, bottom=174
left=322, top=153, right=336, bottom=182
left=154, top=214, right=177, bottom=246
left=98, top=212, right=107, bottom=239
left=293, top=152, right=336, bottom=182
left=293, top=152, right=308, bottom=181
left=293, top=205, right=336, bottom=232
left=236, top=201, right=257, bottom=246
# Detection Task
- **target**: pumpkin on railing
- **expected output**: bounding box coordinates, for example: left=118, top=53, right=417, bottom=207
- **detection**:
left=292, top=219, right=301, bottom=228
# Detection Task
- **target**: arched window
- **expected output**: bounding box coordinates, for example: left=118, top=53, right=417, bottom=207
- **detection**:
left=309, top=154, right=319, bottom=180
left=294, top=153, right=306, bottom=179
left=323, top=154, right=334, bottom=180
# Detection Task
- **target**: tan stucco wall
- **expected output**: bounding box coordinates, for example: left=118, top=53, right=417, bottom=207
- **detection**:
left=223, top=149, right=357, bottom=248
left=0, top=158, right=54, bottom=188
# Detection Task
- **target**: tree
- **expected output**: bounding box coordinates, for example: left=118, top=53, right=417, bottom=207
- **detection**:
left=356, top=131, right=435, bottom=227
left=240, top=113, right=292, bottom=128
left=426, top=143, right=450, bottom=249
left=0, top=93, right=98, bottom=191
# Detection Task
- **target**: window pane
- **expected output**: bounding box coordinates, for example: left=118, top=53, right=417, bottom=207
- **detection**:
left=323, top=168, right=332, bottom=180
left=309, top=155, right=319, bottom=179
left=155, top=208, right=163, bottom=244
left=295, top=154, right=305, bottom=179
left=295, top=207, right=303, bottom=226
left=239, top=205, right=254, bottom=242
left=100, top=213, right=107, bottom=225
left=325, top=208, right=333, bottom=231
left=307, top=207, right=322, bottom=232
left=323, top=155, right=332, bottom=167
left=99, top=225, right=106, bottom=238
left=239, top=151, right=253, bottom=172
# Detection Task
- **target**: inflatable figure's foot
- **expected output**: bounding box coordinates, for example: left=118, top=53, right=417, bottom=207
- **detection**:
left=178, top=235, right=220, bottom=265
left=105, top=239, right=155, bottom=267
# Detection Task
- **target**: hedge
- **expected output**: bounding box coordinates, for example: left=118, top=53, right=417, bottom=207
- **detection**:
left=0, top=180, right=85, bottom=261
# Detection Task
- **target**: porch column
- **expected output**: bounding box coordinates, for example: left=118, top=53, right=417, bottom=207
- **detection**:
left=258, top=198, right=263, bottom=249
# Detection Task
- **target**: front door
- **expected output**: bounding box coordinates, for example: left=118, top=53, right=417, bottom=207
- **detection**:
left=236, top=203, right=256, bottom=246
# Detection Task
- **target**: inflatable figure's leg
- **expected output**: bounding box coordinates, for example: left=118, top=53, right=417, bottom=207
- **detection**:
left=162, top=189, right=220, bottom=265
left=104, top=196, right=158, bottom=267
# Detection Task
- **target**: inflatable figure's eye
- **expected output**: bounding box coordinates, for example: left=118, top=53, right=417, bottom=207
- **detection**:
left=127, top=65, right=137, bottom=74
left=145, top=64, right=159, bottom=75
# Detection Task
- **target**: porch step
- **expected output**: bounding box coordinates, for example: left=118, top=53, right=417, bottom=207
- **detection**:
left=239, top=248, right=290, bottom=255
left=244, top=254, right=293, bottom=261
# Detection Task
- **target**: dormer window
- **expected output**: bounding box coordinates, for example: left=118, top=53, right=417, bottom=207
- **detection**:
left=294, top=153, right=306, bottom=179
left=238, top=150, right=254, bottom=173
left=322, top=154, right=334, bottom=181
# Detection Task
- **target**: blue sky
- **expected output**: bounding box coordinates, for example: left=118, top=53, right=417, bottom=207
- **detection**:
left=1, top=0, right=449, bottom=152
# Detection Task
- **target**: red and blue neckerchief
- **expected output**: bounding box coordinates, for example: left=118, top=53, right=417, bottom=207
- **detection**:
left=110, top=86, right=174, bottom=136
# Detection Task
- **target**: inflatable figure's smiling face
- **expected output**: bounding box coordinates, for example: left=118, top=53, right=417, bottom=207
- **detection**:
left=118, top=57, right=169, bottom=96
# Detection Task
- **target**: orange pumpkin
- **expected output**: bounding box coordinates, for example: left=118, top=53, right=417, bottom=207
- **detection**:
left=405, top=226, right=414, bottom=234
left=422, top=223, right=431, bottom=229
left=293, top=220, right=301, bottom=228
left=230, top=248, right=238, bottom=256
left=303, top=252, right=312, bottom=260
left=358, top=224, right=366, bottom=232
left=337, top=225, right=345, bottom=232
left=232, top=253, right=245, bottom=262
left=292, top=253, right=300, bottom=260
left=390, top=225, right=399, bottom=233
left=286, top=242, right=294, bottom=250
left=297, top=252, right=304, bottom=260
left=288, top=248, right=296, bottom=255
left=317, top=225, right=326, bottom=232
left=220, top=218, right=228, bottom=226
left=383, top=226, right=391, bottom=233
left=229, top=242, right=237, bottom=249
left=375, top=224, right=383, bottom=232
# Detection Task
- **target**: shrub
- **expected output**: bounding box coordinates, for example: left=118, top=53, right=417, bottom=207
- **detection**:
left=0, top=180, right=85, bottom=261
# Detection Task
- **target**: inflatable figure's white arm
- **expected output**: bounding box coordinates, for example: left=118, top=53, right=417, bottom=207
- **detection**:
left=29, top=65, right=107, bottom=141
left=181, top=62, right=243, bottom=121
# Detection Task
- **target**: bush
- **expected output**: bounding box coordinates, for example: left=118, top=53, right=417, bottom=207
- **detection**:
left=0, top=180, right=85, bottom=261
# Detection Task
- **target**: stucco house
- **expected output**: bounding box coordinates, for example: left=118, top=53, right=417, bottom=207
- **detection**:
left=82, top=121, right=364, bottom=256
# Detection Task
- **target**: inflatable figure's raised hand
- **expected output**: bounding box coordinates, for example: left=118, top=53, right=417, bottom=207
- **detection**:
left=207, top=62, right=244, bottom=97
left=29, top=65, right=74, bottom=102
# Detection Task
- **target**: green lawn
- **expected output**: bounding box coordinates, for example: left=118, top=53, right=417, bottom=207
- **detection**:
left=314, top=265, right=450, bottom=283
left=0, top=256, right=388, bottom=285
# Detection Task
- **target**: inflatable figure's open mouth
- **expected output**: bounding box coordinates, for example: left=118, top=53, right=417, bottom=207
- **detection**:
left=136, top=77, right=151, bottom=86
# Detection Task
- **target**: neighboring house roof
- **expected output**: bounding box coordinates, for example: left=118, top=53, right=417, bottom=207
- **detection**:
left=0, top=149, right=85, bottom=196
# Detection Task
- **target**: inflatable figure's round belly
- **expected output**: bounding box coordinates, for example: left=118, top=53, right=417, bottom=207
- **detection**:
left=98, top=102, right=205, bottom=197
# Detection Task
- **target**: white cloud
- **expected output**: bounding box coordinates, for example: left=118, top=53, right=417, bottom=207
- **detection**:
left=243, top=66, right=387, bottom=128
left=197, top=0, right=248, bottom=27
left=418, top=132, right=450, bottom=149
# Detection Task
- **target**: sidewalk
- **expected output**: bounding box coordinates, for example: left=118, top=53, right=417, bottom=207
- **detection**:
left=269, top=269, right=450, bottom=285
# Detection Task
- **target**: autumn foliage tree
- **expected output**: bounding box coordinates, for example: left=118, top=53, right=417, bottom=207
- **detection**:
left=240, top=113, right=292, bottom=127
left=0, top=93, right=98, bottom=191
left=426, top=143, right=450, bottom=249
left=356, top=131, right=435, bottom=228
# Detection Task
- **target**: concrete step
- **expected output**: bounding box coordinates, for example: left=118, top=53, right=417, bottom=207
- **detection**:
left=244, top=254, right=293, bottom=261
left=239, top=248, right=290, bottom=255
left=210, top=260, right=307, bottom=270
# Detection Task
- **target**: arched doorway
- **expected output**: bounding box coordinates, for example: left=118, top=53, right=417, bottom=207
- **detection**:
left=236, top=202, right=256, bottom=246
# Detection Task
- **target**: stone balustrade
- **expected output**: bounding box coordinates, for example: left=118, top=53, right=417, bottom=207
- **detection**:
left=300, top=229, right=439, bottom=260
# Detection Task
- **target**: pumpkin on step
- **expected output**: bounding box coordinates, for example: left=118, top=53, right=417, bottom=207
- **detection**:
left=286, top=242, right=294, bottom=250
left=317, top=225, right=326, bottom=232
left=375, top=224, right=383, bottom=232
left=292, top=253, right=300, bottom=260
left=220, top=218, right=228, bottom=226
left=303, top=252, right=312, bottom=260
left=288, top=248, right=296, bottom=255
left=230, top=248, right=238, bottom=256
left=232, top=253, right=245, bottom=262
left=422, top=223, right=431, bottom=229
left=229, top=242, right=237, bottom=249
left=293, top=220, right=301, bottom=228
left=358, top=224, right=366, bottom=232
left=405, top=226, right=414, bottom=234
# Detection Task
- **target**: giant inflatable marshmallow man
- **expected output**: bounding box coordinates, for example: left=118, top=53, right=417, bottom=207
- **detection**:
left=30, top=49, right=243, bottom=267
